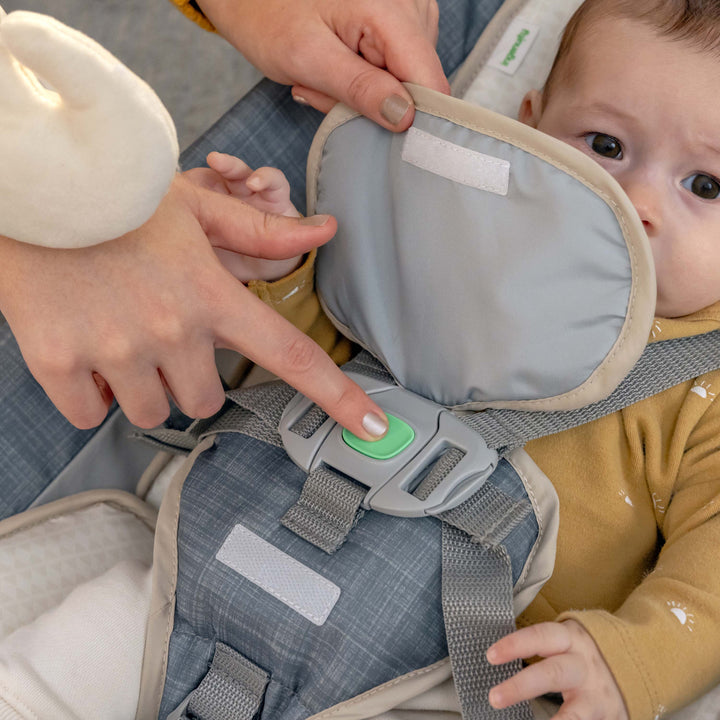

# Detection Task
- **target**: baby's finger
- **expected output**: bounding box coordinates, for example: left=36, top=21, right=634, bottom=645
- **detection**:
left=206, top=151, right=253, bottom=182
left=487, top=623, right=572, bottom=664
left=488, top=655, right=586, bottom=709
left=552, top=695, right=598, bottom=720
left=246, top=166, right=288, bottom=195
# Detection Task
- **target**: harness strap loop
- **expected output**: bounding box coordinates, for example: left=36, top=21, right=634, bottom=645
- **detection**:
left=280, top=466, right=366, bottom=554
left=182, top=643, right=269, bottom=720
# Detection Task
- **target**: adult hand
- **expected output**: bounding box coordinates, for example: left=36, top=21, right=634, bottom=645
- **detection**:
left=196, top=0, right=450, bottom=131
left=0, top=174, right=388, bottom=440
left=486, top=620, right=629, bottom=720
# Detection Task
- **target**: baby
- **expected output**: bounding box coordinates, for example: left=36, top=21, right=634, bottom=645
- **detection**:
left=230, top=1, right=720, bottom=718
left=486, top=2, right=720, bottom=717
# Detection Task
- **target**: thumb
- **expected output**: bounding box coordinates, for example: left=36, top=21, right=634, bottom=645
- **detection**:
left=194, top=184, right=338, bottom=259
left=314, top=36, right=416, bottom=131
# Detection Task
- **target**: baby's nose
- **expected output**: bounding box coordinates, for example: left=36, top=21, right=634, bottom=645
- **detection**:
left=620, top=176, right=662, bottom=236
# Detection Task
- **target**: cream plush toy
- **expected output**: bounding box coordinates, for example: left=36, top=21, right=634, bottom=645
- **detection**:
left=0, top=5, right=179, bottom=247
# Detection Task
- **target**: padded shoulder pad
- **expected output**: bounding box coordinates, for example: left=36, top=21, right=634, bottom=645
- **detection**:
left=308, top=85, right=655, bottom=411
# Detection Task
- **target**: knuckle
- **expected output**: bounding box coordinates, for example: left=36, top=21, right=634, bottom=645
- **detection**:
left=31, top=346, right=81, bottom=379
left=188, top=391, right=225, bottom=420
left=127, top=404, right=169, bottom=430
left=69, top=405, right=108, bottom=430
left=152, top=316, right=187, bottom=348
left=346, top=67, right=380, bottom=107
left=544, top=658, right=567, bottom=688
left=281, top=335, right=320, bottom=375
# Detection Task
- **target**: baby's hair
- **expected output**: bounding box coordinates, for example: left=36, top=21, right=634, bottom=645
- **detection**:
left=544, top=0, right=720, bottom=103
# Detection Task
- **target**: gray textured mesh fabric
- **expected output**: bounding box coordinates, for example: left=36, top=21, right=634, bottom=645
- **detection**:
left=439, top=482, right=533, bottom=547
left=226, top=382, right=298, bottom=430
left=280, top=466, right=367, bottom=554
left=442, top=525, right=533, bottom=720
left=290, top=405, right=330, bottom=439
left=184, top=643, right=269, bottom=720
left=413, top=448, right=466, bottom=501
left=343, top=351, right=395, bottom=383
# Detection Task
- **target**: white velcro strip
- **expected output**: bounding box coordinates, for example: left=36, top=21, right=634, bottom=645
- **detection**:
left=216, top=524, right=341, bottom=626
left=401, top=127, right=510, bottom=196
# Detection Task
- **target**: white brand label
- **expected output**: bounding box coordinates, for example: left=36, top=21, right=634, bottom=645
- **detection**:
left=487, top=17, right=541, bottom=76
left=216, top=524, right=341, bottom=626
left=402, top=127, right=510, bottom=196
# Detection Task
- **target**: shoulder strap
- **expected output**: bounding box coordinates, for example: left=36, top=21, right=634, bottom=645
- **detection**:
left=464, top=330, right=720, bottom=455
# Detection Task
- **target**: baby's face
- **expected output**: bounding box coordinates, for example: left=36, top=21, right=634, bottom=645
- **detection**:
left=520, top=17, right=720, bottom=317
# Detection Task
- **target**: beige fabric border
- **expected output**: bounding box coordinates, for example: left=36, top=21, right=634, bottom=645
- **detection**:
left=506, top=448, right=558, bottom=615
left=450, top=0, right=528, bottom=97
left=0, top=488, right=157, bottom=540
left=135, top=435, right=216, bottom=720
left=306, top=84, right=655, bottom=413
left=307, top=659, right=454, bottom=720
left=136, top=450, right=176, bottom=501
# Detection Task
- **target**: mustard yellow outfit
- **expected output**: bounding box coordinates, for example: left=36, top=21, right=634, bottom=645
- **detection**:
left=251, top=253, right=720, bottom=720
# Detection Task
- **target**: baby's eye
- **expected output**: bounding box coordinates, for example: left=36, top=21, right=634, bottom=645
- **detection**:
left=585, top=133, right=623, bottom=159
left=681, top=173, right=720, bottom=200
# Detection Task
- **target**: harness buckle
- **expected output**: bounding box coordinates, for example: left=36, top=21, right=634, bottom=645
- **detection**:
left=279, top=372, right=498, bottom=518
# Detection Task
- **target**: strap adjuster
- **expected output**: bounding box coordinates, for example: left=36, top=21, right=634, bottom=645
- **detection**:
left=279, top=372, right=498, bottom=518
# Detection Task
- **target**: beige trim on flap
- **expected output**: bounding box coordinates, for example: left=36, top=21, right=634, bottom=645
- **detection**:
left=307, top=84, right=656, bottom=413
left=135, top=435, right=216, bottom=720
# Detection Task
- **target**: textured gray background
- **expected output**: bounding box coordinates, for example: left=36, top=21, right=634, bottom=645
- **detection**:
left=2, top=0, right=261, bottom=149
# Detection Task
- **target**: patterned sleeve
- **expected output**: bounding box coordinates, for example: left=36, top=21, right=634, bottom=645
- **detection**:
left=247, top=249, right=354, bottom=366
left=558, top=378, right=720, bottom=720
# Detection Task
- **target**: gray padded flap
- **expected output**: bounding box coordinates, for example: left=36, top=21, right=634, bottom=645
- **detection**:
left=312, top=89, right=654, bottom=410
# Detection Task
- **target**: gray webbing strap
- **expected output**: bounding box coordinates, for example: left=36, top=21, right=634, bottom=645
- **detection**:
left=281, top=466, right=366, bottom=553
left=182, top=643, right=269, bottom=720
left=465, top=330, right=720, bottom=456
left=442, top=525, right=532, bottom=720
left=439, top=484, right=535, bottom=720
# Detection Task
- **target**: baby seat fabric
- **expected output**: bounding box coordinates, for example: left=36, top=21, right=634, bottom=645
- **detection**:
left=1, top=1, right=720, bottom=720
left=133, top=70, right=720, bottom=718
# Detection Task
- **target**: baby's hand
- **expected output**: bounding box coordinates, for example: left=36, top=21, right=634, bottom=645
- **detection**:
left=486, top=620, right=628, bottom=720
left=191, top=152, right=304, bottom=282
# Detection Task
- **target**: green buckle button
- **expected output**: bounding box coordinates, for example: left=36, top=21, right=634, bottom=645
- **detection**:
left=342, top=413, right=415, bottom=460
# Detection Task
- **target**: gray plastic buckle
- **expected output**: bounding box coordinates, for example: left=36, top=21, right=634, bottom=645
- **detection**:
left=279, top=372, right=498, bottom=518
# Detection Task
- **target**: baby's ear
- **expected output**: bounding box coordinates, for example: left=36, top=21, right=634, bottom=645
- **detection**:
left=518, top=89, right=543, bottom=127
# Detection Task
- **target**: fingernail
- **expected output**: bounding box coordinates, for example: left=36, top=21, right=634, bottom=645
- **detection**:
left=488, top=688, right=502, bottom=708
left=299, top=214, right=330, bottom=226
left=486, top=647, right=498, bottom=664
left=381, top=94, right=411, bottom=125
left=292, top=93, right=310, bottom=106
left=362, top=411, right=388, bottom=438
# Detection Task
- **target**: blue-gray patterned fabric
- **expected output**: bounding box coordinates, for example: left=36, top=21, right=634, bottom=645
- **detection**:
left=0, top=324, right=99, bottom=517
left=160, top=430, right=537, bottom=718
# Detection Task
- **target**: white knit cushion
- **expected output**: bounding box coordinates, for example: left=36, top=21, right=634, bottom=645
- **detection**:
left=0, top=502, right=153, bottom=638
left=0, top=6, right=178, bottom=247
